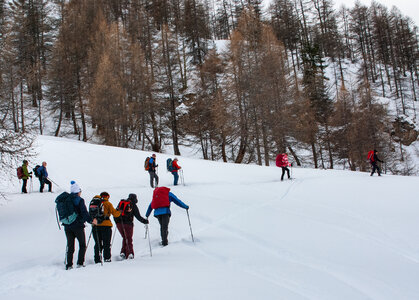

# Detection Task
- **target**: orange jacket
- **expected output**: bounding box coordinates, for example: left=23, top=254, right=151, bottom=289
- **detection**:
left=97, top=199, right=121, bottom=227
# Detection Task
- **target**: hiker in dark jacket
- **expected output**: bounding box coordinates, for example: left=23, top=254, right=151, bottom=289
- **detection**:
left=145, top=187, right=189, bottom=246
left=114, top=193, right=149, bottom=259
left=64, top=181, right=96, bottom=270
left=148, top=154, right=159, bottom=188
left=171, top=158, right=181, bottom=185
left=21, top=160, right=32, bottom=194
left=37, top=161, right=52, bottom=192
left=370, top=149, right=384, bottom=176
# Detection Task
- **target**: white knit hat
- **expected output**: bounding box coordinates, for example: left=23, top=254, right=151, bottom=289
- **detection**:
left=70, top=180, right=81, bottom=193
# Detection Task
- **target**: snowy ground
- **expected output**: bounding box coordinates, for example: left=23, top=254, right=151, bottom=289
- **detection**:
left=1, top=136, right=419, bottom=300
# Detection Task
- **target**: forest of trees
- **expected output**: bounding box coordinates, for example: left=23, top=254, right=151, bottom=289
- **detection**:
left=0, top=0, right=418, bottom=174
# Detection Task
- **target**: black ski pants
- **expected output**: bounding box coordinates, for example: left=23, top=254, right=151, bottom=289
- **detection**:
left=65, top=227, right=87, bottom=267
left=22, top=179, right=28, bottom=193
left=371, top=162, right=381, bottom=176
left=92, top=226, right=112, bottom=263
left=39, top=176, right=52, bottom=192
left=157, top=214, right=170, bottom=246
left=281, top=167, right=290, bottom=180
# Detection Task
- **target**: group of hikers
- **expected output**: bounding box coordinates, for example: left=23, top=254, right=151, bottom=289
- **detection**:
left=17, top=161, right=52, bottom=194
left=56, top=181, right=190, bottom=270
left=145, top=154, right=182, bottom=188
left=18, top=150, right=385, bottom=270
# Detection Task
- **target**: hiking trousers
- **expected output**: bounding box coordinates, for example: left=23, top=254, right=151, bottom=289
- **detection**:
left=148, top=170, right=159, bottom=188
left=65, top=227, right=87, bottom=267
left=157, top=214, right=170, bottom=245
left=92, top=226, right=112, bottom=262
left=22, top=179, right=28, bottom=193
left=371, top=162, right=381, bottom=176
left=39, top=177, right=52, bottom=192
left=172, top=171, right=179, bottom=185
left=116, top=223, right=134, bottom=257
left=281, top=167, right=290, bottom=180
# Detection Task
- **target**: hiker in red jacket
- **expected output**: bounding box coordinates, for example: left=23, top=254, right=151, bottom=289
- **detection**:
left=369, top=149, right=384, bottom=176
left=171, top=158, right=181, bottom=186
left=276, top=153, right=291, bottom=181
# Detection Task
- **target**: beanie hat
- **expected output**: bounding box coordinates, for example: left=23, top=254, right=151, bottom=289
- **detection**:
left=128, top=193, right=138, bottom=203
left=70, top=180, right=81, bottom=194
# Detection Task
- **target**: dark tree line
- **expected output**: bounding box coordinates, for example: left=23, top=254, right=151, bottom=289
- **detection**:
left=0, top=0, right=418, bottom=174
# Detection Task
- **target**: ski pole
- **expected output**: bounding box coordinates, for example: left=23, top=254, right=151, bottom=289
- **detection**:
left=30, top=176, right=33, bottom=193
left=47, top=177, right=63, bottom=191
left=86, top=228, right=92, bottom=251
left=55, top=207, right=62, bottom=230
left=145, top=224, right=152, bottom=257
left=186, top=209, right=194, bottom=243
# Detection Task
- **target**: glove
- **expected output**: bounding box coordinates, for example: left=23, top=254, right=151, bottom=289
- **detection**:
left=144, top=219, right=149, bottom=224
left=291, top=163, right=293, bottom=167
left=186, top=206, right=190, bottom=210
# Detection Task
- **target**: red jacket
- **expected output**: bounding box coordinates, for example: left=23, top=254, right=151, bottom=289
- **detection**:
left=276, top=154, right=290, bottom=167
left=172, top=160, right=181, bottom=173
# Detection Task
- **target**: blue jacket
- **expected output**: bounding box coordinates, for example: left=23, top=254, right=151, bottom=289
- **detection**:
left=63, top=193, right=92, bottom=230
left=146, top=192, right=189, bottom=217
left=148, top=157, right=157, bottom=172
left=37, top=165, right=48, bottom=178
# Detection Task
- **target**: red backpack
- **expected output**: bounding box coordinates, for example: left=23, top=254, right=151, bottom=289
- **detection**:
left=276, top=154, right=284, bottom=167
left=151, top=187, right=170, bottom=209
left=367, top=150, right=374, bottom=162
left=117, top=200, right=133, bottom=216
left=17, top=166, right=24, bottom=179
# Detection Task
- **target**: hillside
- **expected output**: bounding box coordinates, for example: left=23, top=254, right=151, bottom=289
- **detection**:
left=1, top=136, right=419, bottom=300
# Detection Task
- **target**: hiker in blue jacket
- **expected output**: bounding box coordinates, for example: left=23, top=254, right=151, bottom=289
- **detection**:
left=37, top=161, right=52, bottom=192
left=145, top=187, right=189, bottom=246
left=63, top=181, right=97, bottom=270
left=148, top=154, right=159, bottom=188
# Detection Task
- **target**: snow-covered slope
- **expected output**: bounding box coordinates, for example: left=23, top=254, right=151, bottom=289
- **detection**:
left=1, top=136, right=418, bottom=300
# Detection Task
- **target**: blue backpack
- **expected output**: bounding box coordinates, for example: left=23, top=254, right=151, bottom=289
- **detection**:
left=55, top=192, right=78, bottom=225
left=167, top=158, right=173, bottom=172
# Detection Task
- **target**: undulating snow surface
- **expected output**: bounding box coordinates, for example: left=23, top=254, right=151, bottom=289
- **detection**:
left=1, top=136, right=419, bottom=300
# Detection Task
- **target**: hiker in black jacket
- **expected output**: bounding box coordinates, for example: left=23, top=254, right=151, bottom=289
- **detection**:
left=370, top=149, right=384, bottom=176
left=115, top=193, right=149, bottom=259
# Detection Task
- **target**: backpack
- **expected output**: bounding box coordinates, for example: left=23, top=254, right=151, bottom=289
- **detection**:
left=144, top=157, right=150, bottom=171
left=33, top=165, right=41, bottom=178
left=276, top=154, right=284, bottom=167
left=117, top=199, right=133, bottom=217
left=17, top=166, right=24, bottom=179
left=167, top=158, right=173, bottom=172
left=55, top=192, right=78, bottom=225
left=367, top=150, right=374, bottom=162
left=151, top=187, right=170, bottom=209
left=89, top=196, right=106, bottom=224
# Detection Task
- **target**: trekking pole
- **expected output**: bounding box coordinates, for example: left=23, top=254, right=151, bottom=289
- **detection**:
left=144, top=224, right=148, bottom=239
left=186, top=209, right=195, bottom=243
left=47, top=177, right=63, bottom=191
left=64, top=245, right=68, bottom=266
left=181, top=170, right=185, bottom=186
left=110, top=227, right=116, bottom=250
left=30, top=177, right=33, bottom=193
left=86, top=228, right=93, bottom=251
left=145, top=224, right=152, bottom=257
left=55, top=207, right=62, bottom=230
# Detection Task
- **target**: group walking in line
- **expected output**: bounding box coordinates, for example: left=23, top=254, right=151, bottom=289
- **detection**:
left=25, top=148, right=386, bottom=270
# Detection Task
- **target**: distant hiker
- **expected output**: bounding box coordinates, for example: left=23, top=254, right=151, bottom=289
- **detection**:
left=145, top=187, right=189, bottom=246
left=276, top=153, right=291, bottom=181
left=369, top=149, right=384, bottom=176
left=148, top=154, right=159, bottom=188
left=20, top=160, right=32, bottom=193
left=115, top=193, right=149, bottom=259
left=59, top=181, right=96, bottom=270
left=37, top=161, right=52, bottom=192
left=171, top=158, right=181, bottom=185
left=91, top=192, right=121, bottom=263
